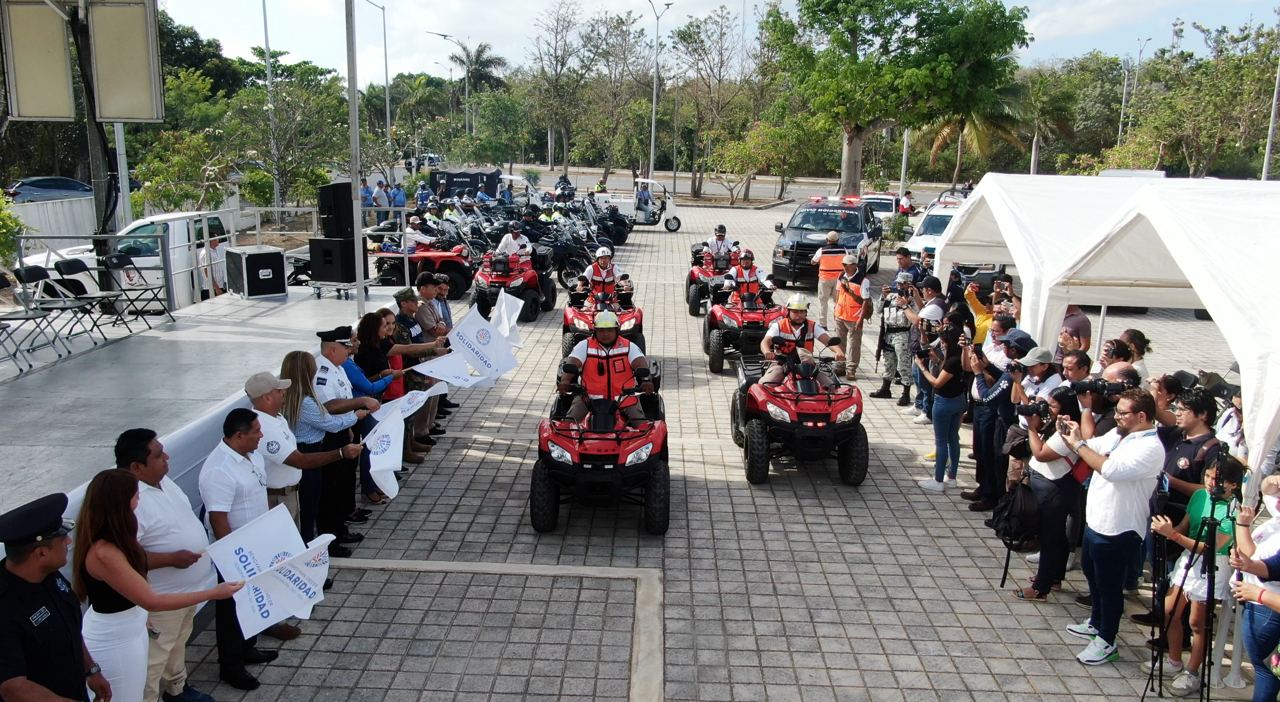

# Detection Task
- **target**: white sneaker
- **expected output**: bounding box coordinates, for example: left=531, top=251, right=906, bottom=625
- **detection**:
left=944, top=478, right=958, bottom=489
left=1140, top=656, right=1184, bottom=675
left=912, top=413, right=932, bottom=425
left=1025, top=551, right=1041, bottom=565
left=1065, top=621, right=1099, bottom=640
left=1066, top=552, right=1079, bottom=571
left=1169, top=669, right=1202, bottom=696
left=900, top=406, right=921, bottom=417
left=1076, top=637, right=1118, bottom=665
left=917, top=478, right=945, bottom=493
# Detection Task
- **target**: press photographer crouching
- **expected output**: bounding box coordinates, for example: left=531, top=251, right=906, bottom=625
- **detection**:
left=1013, top=386, right=1084, bottom=601
left=1145, top=454, right=1241, bottom=696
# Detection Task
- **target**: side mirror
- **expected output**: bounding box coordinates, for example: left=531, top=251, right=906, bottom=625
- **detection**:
left=826, top=336, right=842, bottom=347
left=634, top=367, right=651, bottom=381
left=732, top=240, right=740, bottom=246
left=619, top=273, right=630, bottom=281
left=902, top=226, right=915, bottom=237
left=773, top=223, right=783, bottom=233
left=561, top=361, right=580, bottom=375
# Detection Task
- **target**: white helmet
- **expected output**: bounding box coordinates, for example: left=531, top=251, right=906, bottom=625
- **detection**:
left=595, top=247, right=612, bottom=259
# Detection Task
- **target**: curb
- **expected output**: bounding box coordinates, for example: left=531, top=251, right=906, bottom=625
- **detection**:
left=679, top=198, right=794, bottom=210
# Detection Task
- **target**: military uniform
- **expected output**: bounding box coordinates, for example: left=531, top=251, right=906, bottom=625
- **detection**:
left=879, top=295, right=912, bottom=387
left=0, top=494, right=92, bottom=702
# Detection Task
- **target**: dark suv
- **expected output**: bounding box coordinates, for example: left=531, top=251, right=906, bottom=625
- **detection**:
left=770, top=197, right=883, bottom=286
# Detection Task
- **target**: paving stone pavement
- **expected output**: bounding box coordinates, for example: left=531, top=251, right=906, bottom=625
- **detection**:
left=188, top=205, right=1246, bottom=700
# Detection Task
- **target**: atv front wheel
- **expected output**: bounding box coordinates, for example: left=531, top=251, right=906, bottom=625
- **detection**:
left=642, top=461, right=670, bottom=535
left=837, top=423, right=870, bottom=486
left=540, top=275, right=557, bottom=311
left=529, top=460, right=560, bottom=532
left=744, top=419, right=770, bottom=484
left=702, top=317, right=712, bottom=355
left=518, top=290, right=540, bottom=322
left=708, top=330, right=726, bottom=374
left=687, top=284, right=701, bottom=317
left=730, top=392, right=745, bottom=448
left=560, top=332, right=578, bottom=360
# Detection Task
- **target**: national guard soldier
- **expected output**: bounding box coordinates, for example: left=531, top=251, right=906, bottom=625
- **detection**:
left=870, top=271, right=916, bottom=405
left=0, top=493, right=111, bottom=702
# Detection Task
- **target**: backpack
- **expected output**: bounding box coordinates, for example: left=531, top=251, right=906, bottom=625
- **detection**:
left=991, top=477, right=1040, bottom=588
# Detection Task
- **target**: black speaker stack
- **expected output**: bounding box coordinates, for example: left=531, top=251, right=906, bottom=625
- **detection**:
left=317, top=182, right=355, bottom=239
left=308, top=238, right=368, bottom=284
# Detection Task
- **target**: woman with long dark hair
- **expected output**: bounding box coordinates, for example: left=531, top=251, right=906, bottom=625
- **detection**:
left=915, top=325, right=966, bottom=492
left=74, top=469, right=241, bottom=701
left=1015, top=385, right=1083, bottom=601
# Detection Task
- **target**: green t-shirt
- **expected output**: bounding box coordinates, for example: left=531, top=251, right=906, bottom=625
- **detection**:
left=1186, top=488, right=1235, bottom=555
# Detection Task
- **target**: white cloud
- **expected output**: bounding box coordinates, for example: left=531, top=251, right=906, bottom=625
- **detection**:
left=1023, top=0, right=1188, bottom=43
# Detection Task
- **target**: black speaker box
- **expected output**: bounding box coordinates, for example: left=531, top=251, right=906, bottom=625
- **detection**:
left=225, top=246, right=287, bottom=298
left=309, top=238, right=368, bottom=284
left=317, top=182, right=355, bottom=238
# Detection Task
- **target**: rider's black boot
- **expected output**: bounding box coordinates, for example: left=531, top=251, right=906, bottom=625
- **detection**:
left=869, top=379, right=893, bottom=399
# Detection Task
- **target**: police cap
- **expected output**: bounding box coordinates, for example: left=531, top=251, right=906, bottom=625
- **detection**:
left=0, top=493, right=73, bottom=548
left=316, top=326, right=354, bottom=344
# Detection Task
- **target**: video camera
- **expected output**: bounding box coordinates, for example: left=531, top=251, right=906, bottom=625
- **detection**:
left=1068, top=377, right=1134, bottom=396
left=1170, top=369, right=1241, bottom=403
left=1015, top=399, right=1053, bottom=422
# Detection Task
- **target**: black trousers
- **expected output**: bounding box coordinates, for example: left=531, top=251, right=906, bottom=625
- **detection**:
left=215, top=574, right=256, bottom=668
left=297, top=441, right=324, bottom=542
left=319, top=430, right=356, bottom=543
left=1030, top=471, right=1080, bottom=595
left=977, top=409, right=1010, bottom=504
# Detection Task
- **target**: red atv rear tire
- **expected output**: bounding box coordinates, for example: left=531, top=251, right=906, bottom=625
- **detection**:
left=708, top=330, right=726, bottom=374
left=518, top=290, right=540, bottom=322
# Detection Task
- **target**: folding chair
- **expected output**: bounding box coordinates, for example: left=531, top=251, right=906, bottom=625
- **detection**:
left=0, top=275, right=68, bottom=360
left=0, top=321, right=35, bottom=371
left=53, top=258, right=133, bottom=332
left=101, top=253, right=174, bottom=329
left=12, top=265, right=106, bottom=345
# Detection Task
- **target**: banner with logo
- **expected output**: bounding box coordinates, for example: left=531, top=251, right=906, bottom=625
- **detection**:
left=205, top=505, right=334, bottom=637
left=448, top=308, right=518, bottom=376
left=363, top=413, right=405, bottom=499
left=410, top=350, right=491, bottom=387
left=491, top=289, right=525, bottom=348
left=370, top=388, right=441, bottom=422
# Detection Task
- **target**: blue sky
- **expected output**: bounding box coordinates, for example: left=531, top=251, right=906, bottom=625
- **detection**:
left=161, top=0, right=1278, bottom=89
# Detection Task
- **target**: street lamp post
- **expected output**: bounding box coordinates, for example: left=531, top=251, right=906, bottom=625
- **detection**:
left=434, top=61, right=455, bottom=122
left=260, top=0, right=281, bottom=211
left=646, top=0, right=672, bottom=181
left=1127, top=37, right=1152, bottom=134
left=1116, top=58, right=1130, bottom=146
left=362, top=0, right=392, bottom=141
left=427, top=32, right=470, bottom=135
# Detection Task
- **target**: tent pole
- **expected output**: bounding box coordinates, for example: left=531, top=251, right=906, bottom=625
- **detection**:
left=1096, top=305, right=1107, bottom=352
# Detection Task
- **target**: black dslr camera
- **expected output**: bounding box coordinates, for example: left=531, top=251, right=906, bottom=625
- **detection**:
left=914, top=347, right=932, bottom=361
left=1015, top=399, right=1053, bottom=422
left=1069, top=377, right=1132, bottom=395
left=1006, top=361, right=1026, bottom=376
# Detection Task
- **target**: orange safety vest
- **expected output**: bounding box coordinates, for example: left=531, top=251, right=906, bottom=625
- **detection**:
left=834, top=276, right=866, bottom=323
left=582, top=337, right=635, bottom=400
left=728, top=265, right=762, bottom=295
left=588, top=263, right=617, bottom=296
left=816, top=246, right=848, bottom=281
left=772, top=318, right=816, bottom=356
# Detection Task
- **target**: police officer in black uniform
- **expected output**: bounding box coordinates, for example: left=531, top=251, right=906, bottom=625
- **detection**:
left=0, top=493, right=111, bottom=701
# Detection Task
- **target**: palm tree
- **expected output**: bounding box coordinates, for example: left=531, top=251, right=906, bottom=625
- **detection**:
left=1021, top=69, right=1075, bottom=174
left=448, top=42, right=509, bottom=93
left=924, top=79, right=1026, bottom=190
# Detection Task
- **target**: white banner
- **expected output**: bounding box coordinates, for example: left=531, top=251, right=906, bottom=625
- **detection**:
left=410, top=350, right=491, bottom=387
left=449, top=308, right=518, bottom=376
left=205, top=505, right=334, bottom=637
left=371, top=388, right=439, bottom=422
left=491, top=289, right=525, bottom=348
left=363, top=413, right=405, bottom=499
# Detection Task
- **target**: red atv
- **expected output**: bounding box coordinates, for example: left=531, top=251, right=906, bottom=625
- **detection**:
left=686, top=244, right=738, bottom=316
left=560, top=289, right=645, bottom=358
left=372, top=229, right=475, bottom=299
left=471, top=249, right=557, bottom=321
left=701, top=291, right=783, bottom=374
left=530, top=363, right=669, bottom=535
left=731, top=343, right=869, bottom=486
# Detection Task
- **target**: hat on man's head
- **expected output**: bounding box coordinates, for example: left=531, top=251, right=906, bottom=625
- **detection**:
left=245, top=372, right=291, bottom=399
left=715, top=224, right=727, bottom=234
left=841, top=254, right=858, bottom=265
left=393, top=287, right=422, bottom=303
left=0, top=493, right=73, bottom=548
left=919, top=276, right=942, bottom=293
left=894, top=271, right=914, bottom=285
left=826, top=231, right=840, bottom=244
left=1023, top=347, right=1054, bottom=365
left=408, top=216, right=421, bottom=224
left=317, top=326, right=354, bottom=345
left=995, top=328, right=1036, bottom=354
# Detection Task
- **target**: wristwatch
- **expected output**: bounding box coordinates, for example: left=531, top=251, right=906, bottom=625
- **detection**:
left=86, top=664, right=101, bottom=678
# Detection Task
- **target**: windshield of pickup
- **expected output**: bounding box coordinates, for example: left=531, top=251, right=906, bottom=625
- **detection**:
left=786, top=207, right=863, bottom=233
left=917, top=212, right=954, bottom=237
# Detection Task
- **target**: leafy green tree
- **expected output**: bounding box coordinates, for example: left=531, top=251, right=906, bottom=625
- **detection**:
left=763, top=0, right=1029, bottom=195
left=473, top=90, right=534, bottom=172
left=157, top=11, right=244, bottom=96
left=1020, top=67, right=1075, bottom=174
left=0, top=194, right=30, bottom=267
left=135, top=129, right=235, bottom=211
left=923, top=61, right=1027, bottom=188
left=449, top=42, right=509, bottom=93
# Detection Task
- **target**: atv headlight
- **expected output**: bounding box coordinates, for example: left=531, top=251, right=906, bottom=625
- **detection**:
left=720, top=316, right=739, bottom=329
left=836, top=405, right=861, bottom=424
left=621, top=318, right=637, bottom=331
left=547, top=442, right=572, bottom=464
left=573, top=318, right=591, bottom=331
left=508, top=278, right=524, bottom=288
left=624, top=442, right=653, bottom=466
left=766, top=402, right=791, bottom=423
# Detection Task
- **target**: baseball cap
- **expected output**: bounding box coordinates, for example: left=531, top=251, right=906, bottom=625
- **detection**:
left=826, top=231, right=839, bottom=243
left=1023, top=347, right=1054, bottom=365
left=919, top=276, right=942, bottom=293
left=245, top=372, right=292, bottom=399
left=841, top=254, right=858, bottom=265
left=995, top=328, right=1036, bottom=354
left=394, top=287, right=422, bottom=302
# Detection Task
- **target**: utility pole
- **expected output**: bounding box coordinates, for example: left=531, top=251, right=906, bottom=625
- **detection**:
left=345, top=0, right=367, bottom=316
left=1128, top=38, right=1152, bottom=134
left=1117, top=58, right=1130, bottom=146
left=261, top=0, right=281, bottom=212
left=672, top=86, right=679, bottom=194
left=646, top=0, right=672, bottom=180
left=898, top=129, right=910, bottom=197
left=362, top=0, right=391, bottom=141
left=113, top=123, right=132, bottom=232
left=427, top=32, right=470, bottom=135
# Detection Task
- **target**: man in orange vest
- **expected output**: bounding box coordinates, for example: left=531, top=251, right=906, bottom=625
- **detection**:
left=759, top=296, right=844, bottom=386
left=832, top=255, right=870, bottom=380
left=558, top=311, right=652, bottom=425
left=810, top=231, right=853, bottom=328
left=721, top=249, right=774, bottom=303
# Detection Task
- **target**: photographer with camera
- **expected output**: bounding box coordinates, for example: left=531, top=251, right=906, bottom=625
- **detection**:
left=1145, top=455, right=1241, bottom=696
left=1076, top=363, right=1143, bottom=440
left=869, top=273, right=918, bottom=406
left=1014, top=386, right=1084, bottom=601
left=903, top=276, right=947, bottom=425
left=965, top=329, right=1033, bottom=512
left=1227, top=473, right=1280, bottom=702
left=915, top=326, right=966, bottom=493
left=1060, top=389, right=1165, bottom=666
left=1091, top=337, right=1134, bottom=374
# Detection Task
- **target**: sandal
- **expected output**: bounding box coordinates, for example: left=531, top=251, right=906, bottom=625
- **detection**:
left=364, top=492, right=388, bottom=505
left=1028, top=577, right=1063, bottom=592
left=1013, top=587, right=1048, bottom=601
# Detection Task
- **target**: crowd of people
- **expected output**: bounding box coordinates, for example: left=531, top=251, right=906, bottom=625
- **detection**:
left=0, top=271, right=465, bottom=701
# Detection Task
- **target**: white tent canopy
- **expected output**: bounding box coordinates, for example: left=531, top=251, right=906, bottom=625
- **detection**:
left=1040, top=182, right=1280, bottom=492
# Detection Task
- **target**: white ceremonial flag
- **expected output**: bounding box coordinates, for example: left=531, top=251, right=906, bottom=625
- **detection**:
left=491, top=289, right=525, bottom=348
left=449, top=308, right=518, bottom=376
left=411, top=350, right=491, bottom=387
left=363, top=413, right=405, bottom=499
left=371, top=388, right=437, bottom=422
left=205, top=505, right=335, bottom=637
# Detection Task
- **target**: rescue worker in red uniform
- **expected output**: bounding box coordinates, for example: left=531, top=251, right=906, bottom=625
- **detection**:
left=558, top=311, right=652, bottom=425
left=721, top=249, right=775, bottom=304
left=759, top=296, right=844, bottom=386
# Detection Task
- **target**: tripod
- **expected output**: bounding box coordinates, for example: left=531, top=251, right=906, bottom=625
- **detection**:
left=1142, top=517, right=1207, bottom=700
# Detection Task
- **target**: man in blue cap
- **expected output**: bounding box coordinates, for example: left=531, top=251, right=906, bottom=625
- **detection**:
left=0, top=493, right=111, bottom=701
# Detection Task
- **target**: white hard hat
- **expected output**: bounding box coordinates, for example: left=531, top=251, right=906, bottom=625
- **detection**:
left=595, top=247, right=612, bottom=259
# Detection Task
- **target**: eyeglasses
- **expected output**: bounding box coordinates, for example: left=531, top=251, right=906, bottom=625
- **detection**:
left=1113, top=409, right=1134, bottom=418
left=1171, top=404, right=1189, bottom=413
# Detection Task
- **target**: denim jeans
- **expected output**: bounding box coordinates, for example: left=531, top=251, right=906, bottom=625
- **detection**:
left=931, top=394, right=966, bottom=482
left=1244, top=601, right=1280, bottom=702
left=913, top=365, right=935, bottom=416
left=1082, top=526, right=1144, bottom=645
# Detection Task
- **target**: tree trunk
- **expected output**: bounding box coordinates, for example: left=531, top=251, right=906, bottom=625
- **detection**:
left=950, top=130, right=965, bottom=191
left=839, top=128, right=864, bottom=196
left=777, top=176, right=787, bottom=199
left=547, top=127, right=555, bottom=167
left=1029, top=129, right=1040, bottom=175
left=559, top=126, right=570, bottom=175
left=742, top=173, right=752, bottom=202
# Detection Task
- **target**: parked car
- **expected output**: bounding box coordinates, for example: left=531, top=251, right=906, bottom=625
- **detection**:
left=5, top=177, right=92, bottom=203
left=770, top=196, right=883, bottom=287
left=903, top=201, right=961, bottom=257
left=859, top=193, right=902, bottom=224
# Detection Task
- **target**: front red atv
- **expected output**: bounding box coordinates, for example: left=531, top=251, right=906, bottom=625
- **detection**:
left=530, top=364, right=669, bottom=535
left=731, top=351, right=869, bottom=486
left=471, top=250, right=557, bottom=321
left=701, top=291, right=783, bottom=374
left=560, top=290, right=645, bottom=358
left=686, top=244, right=738, bottom=316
